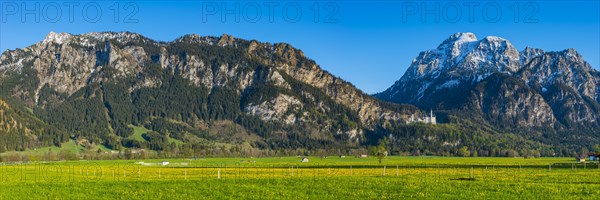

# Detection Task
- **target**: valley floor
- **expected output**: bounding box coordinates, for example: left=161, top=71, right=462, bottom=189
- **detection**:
left=1, top=157, right=599, bottom=199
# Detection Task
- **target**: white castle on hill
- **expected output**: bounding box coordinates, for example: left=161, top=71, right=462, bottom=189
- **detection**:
left=407, top=110, right=436, bottom=124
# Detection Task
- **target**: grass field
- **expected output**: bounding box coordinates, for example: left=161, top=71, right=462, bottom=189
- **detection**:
left=127, top=125, right=150, bottom=142
left=1, top=156, right=600, bottom=199
left=127, top=125, right=184, bottom=145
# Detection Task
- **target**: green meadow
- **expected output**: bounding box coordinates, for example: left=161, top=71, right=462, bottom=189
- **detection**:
left=1, top=156, right=599, bottom=199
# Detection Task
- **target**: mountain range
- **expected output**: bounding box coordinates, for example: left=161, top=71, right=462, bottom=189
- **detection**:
left=0, top=32, right=597, bottom=157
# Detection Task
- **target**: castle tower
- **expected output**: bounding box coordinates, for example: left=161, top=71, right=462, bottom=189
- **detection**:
left=430, top=110, right=436, bottom=124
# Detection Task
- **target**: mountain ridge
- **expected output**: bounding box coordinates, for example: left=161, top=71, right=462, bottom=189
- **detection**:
left=0, top=31, right=423, bottom=153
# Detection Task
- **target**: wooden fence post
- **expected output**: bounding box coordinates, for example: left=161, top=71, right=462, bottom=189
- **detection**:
left=470, top=166, right=474, bottom=179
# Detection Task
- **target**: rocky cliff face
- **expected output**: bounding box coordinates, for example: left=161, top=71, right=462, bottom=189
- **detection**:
left=244, top=40, right=417, bottom=126
left=519, top=49, right=600, bottom=127
left=376, top=32, right=600, bottom=128
left=0, top=31, right=419, bottom=147
left=468, top=74, right=555, bottom=127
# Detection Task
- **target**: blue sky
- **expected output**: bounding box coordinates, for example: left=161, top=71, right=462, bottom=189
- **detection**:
left=1, top=0, right=598, bottom=94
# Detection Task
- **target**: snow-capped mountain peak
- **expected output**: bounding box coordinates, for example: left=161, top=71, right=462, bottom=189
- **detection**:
left=403, top=32, right=520, bottom=82
left=437, top=32, right=478, bottom=50
left=437, top=33, right=479, bottom=58
left=43, top=31, right=73, bottom=45
left=375, top=32, right=600, bottom=129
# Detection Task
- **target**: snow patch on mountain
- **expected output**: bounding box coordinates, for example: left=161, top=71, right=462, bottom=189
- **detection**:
left=416, top=82, right=431, bottom=100
left=436, top=79, right=460, bottom=90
